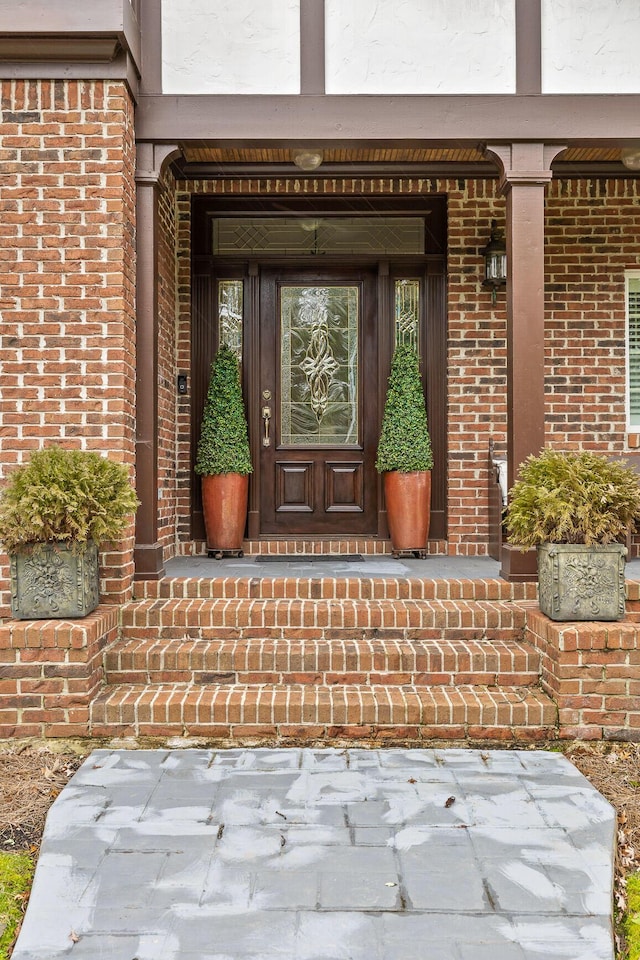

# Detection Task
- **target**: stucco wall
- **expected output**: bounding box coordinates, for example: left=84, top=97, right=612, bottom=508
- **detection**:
left=325, top=0, right=516, bottom=95
left=160, top=0, right=640, bottom=96
left=542, top=0, right=640, bottom=94
left=161, top=0, right=300, bottom=94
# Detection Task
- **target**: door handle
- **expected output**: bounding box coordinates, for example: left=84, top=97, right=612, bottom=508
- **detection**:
left=262, top=406, right=271, bottom=446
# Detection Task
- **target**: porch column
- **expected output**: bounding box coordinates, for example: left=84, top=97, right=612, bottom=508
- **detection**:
left=134, top=142, right=179, bottom=580
left=486, top=143, right=565, bottom=581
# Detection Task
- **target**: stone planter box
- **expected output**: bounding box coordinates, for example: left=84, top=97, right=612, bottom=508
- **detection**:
left=10, top=540, right=99, bottom=620
left=537, top=542, right=627, bottom=622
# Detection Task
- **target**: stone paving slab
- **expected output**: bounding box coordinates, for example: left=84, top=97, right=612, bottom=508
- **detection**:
left=12, top=748, right=615, bottom=960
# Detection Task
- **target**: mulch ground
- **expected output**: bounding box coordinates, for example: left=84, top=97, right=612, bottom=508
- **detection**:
left=0, top=741, right=638, bottom=951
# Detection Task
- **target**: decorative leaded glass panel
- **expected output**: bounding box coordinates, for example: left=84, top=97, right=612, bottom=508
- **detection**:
left=213, top=217, right=425, bottom=256
left=395, top=279, right=420, bottom=348
left=281, top=286, right=359, bottom=446
left=629, top=277, right=640, bottom=427
left=218, top=280, right=243, bottom=360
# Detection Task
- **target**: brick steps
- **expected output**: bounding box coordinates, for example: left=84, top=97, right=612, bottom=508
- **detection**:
left=104, top=636, right=541, bottom=688
left=89, top=682, right=557, bottom=741
left=135, top=577, right=538, bottom=601
left=119, top=598, right=527, bottom=639
left=87, top=591, right=558, bottom=742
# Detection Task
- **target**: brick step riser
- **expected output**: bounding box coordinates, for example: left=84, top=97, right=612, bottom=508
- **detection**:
left=120, top=612, right=527, bottom=635
left=89, top=683, right=557, bottom=743
left=134, top=581, right=539, bottom=602
left=104, top=639, right=541, bottom=688
left=107, top=669, right=540, bottom=687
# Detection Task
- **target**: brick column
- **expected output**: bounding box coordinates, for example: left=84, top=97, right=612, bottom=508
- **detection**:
left=134, top=143, right=179, bottom=580
left=486, top=143, right=565, bottom=581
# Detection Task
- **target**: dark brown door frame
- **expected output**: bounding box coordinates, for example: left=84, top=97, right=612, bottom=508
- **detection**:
left=190, top=195, right=448, bottom=543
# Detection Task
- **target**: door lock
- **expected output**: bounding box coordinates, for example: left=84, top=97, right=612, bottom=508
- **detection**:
left=262, top=405, right=272, bottom=446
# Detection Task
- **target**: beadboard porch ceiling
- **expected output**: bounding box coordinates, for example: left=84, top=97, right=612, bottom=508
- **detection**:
left=177, top=144, right=627, bottom=177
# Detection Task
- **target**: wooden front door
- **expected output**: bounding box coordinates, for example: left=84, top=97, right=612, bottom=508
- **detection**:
left=258, top=267, right=378, bottom=536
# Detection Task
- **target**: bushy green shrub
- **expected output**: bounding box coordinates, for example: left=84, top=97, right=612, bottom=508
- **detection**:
left=506, top=449, right=640, bottom=547
left=376, top=343, right=433, bottom=473
left=0, top=447, right=138, bottom=551
left=195, top=345, right=252, bottom=476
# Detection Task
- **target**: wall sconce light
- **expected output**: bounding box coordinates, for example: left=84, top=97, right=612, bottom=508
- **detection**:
left=482, top=220, right=507, bottom=304
left=621, top=146, right=640, bottom=171
left=292, top=150, right=323, bottom=171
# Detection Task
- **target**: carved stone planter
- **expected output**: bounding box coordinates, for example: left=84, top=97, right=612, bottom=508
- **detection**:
left=10, top=541, right=99, bottom=620
left=537, top=542, right=627, bottom=622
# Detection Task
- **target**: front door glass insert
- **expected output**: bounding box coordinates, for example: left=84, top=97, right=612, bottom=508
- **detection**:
left=281, top=285, right=359, bottom=446
left=395, top=279, right=420, bottom=349
left=218, top=279, right=244, bottom=360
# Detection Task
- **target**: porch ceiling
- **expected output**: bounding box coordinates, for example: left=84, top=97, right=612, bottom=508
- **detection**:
left=176, top=144, right=630, bottom=178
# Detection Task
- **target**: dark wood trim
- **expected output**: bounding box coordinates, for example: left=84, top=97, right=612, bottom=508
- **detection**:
left=0, top=0, right=137, bottom=35
left=246, top=263, right=261, bottom=539
left=300, top=0, right=325, bottom=95
left=0, top=0, right=141, bottom=72
left=488, top=142, right=562, bottom=582
left=134, top=168, right=162, bottom=578
left=516, top=0, right=541, bottom=95
left=137, top=92, right=640, bottom=143
left=425, top=259, right=447, bottom=541
left=0, top=51, right=139, bottom=92
left=139, top=0, right=162, bottom=95
left=190, top=195, right=448, bottom=543
left=174, top=161, right=499, bottom=180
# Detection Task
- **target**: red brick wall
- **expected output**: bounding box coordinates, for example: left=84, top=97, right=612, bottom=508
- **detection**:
left=545, top=178, right=640, bottom=453
left=0, top=80, right=137, bottom=613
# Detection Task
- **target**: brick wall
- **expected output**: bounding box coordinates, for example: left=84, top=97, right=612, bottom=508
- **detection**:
left=545, top=178, right=640, bottom=453
left=0, top=80, right=137, bottom=612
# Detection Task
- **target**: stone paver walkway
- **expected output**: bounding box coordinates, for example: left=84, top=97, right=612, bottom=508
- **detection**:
left=13, top=749, right=615, bottom=960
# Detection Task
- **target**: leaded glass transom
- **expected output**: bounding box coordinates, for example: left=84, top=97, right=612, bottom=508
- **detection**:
left=281, top=285, right=359, bottom=446
left=213, top=218, right=425, bottom=256
left=395, top=279, right=420, bottom=349
left=218, top=280, right=243, bottom=360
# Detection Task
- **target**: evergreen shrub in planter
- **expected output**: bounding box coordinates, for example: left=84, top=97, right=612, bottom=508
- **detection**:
left=506, top=449, right=640, bottom=621
left=195, top=345, right=253, bottom=554
left=376, top=343, right=433, bottom=552
left=0, top=447, right=138, bottom=619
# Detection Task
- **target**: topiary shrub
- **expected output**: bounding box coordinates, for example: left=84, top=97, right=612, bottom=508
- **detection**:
left=195, top=345, right=252, bottom=476
left=0, top=447, right=139, bottom=552
left=506, top=449, right=640, bottom=548
left=376, top=343, right=433, bottom=473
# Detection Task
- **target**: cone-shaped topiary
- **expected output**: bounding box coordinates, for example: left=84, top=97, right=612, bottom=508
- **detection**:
left=506, top=449, right=640, bottom=547
left=195, top=345, right=253, bottom=476
left=376, top=343, right=433, bottom=473
left=0, top=447, right=139, bottom=552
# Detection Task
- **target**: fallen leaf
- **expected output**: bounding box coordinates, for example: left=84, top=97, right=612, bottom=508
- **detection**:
left=69, top=930, right=80, bottom=943
left=445, top=796, right=456, bottom=808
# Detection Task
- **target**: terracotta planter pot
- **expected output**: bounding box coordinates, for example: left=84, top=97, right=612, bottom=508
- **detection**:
left=384, top=470, right=431, bottom=551
left=201, top=473, right=249, bottom=552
